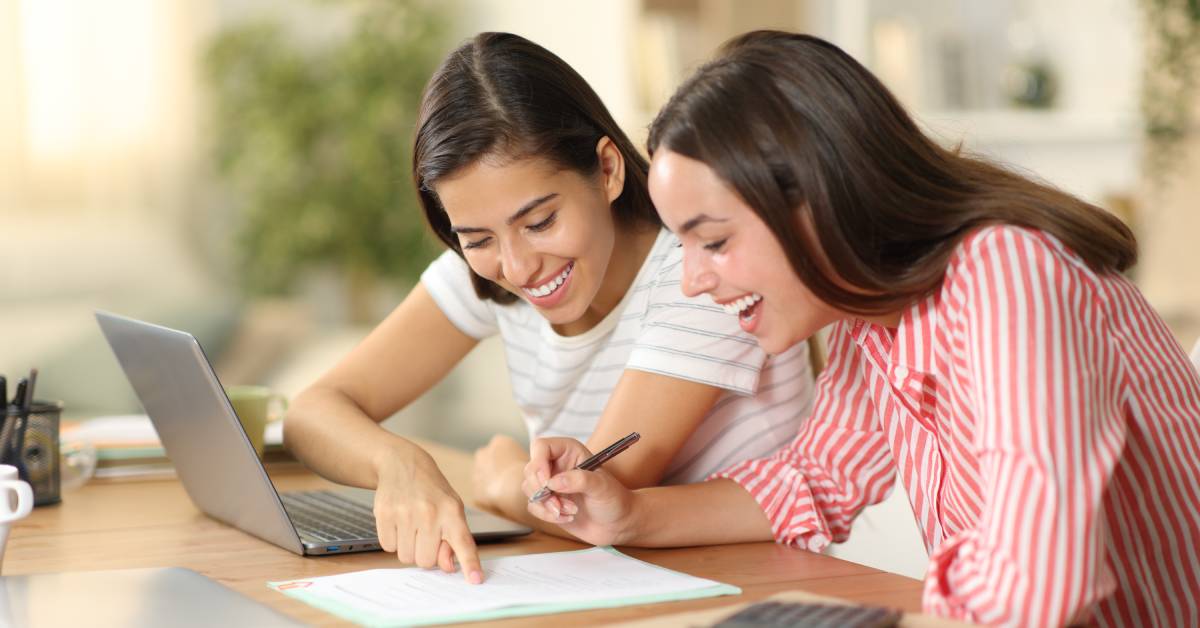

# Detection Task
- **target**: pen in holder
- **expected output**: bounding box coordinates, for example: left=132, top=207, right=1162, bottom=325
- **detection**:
left=1, top=401, right=61, bottom=507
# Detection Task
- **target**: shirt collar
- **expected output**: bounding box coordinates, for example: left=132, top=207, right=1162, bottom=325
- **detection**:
left=892, top=294, right=938, bottom=376
left=849, top=294, right=939, bottom=377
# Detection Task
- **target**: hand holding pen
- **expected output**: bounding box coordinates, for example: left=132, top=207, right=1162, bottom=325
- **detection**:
left=522, top=433, right=644, bottom=545
left=529, top=432, right=640, bottom=503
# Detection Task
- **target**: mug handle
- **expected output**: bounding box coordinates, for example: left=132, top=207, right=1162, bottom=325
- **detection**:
left=0, top=480, right=33, bottom=523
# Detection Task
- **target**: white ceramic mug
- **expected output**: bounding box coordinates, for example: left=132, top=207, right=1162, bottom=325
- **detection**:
left=0, top=464, right=34, bottom=571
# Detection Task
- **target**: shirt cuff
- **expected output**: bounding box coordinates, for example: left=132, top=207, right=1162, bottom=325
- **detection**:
left=709, top=458, right=831, bottom=552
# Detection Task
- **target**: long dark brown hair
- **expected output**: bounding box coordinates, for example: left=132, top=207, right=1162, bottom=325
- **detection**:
left=648, top=30, right=1136, bottom=315
left=413, top=32, right=659, bottom=304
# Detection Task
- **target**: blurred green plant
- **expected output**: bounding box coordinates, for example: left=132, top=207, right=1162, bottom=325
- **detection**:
left=203, top=1, right=448, bottom=320
left=1140, top=0, right=1200, bottom=186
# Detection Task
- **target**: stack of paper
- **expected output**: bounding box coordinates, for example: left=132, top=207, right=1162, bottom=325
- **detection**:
left=269, top=547, right=740, bottom=626
left=62, top=414, right=289, bottom=479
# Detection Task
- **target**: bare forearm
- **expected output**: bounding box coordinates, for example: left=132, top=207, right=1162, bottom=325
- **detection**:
left=622, top=479, right=774, bottom=547
left=284, top=386, right=434, bottom=489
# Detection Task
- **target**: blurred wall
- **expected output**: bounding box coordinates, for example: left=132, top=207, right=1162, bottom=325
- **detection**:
left=0, top=1, right=1196, bottom=450
left=0, top=1, right=234, bottom=415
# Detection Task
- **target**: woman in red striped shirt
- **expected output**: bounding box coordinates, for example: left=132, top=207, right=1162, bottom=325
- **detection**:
left=521, top=31, right=1200, bottom=627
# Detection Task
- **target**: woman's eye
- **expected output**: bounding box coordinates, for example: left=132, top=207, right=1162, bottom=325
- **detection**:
left=527, top=212, right=557, bottom=232
left=703, top=238, right=728, bottom=252
left=462, top=237, right=492, bottom=250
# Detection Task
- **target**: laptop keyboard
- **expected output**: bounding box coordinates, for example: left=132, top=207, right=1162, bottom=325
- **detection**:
left=280, top=491, right=378, bottom=543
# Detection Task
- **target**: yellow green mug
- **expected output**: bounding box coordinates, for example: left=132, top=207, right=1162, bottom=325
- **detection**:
left=225, top=385, right=288, bottom=458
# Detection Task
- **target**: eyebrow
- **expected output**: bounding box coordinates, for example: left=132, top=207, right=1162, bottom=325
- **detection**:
left=678, top=214, right=728, bottom=235
left=449, top=193, right=559, bottom=234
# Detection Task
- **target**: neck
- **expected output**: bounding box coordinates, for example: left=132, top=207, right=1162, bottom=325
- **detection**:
left=860, top=306, right=908, bottom=329
left=553, top=221, right=659, bottom=336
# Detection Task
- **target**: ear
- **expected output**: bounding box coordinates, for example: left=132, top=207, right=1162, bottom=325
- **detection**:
left=595, top=136, right=625, bottom=204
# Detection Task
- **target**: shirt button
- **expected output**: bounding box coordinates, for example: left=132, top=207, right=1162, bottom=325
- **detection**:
left=893, top=366, right=909, bottom=380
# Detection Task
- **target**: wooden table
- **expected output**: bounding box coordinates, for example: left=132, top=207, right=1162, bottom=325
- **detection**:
left=6, top=440, right=927, bottom=626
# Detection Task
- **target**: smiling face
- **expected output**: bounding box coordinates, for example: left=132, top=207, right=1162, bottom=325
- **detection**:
left=434, top=140, right=631, bottom=330
left=648, top=149, right=843, bottom=354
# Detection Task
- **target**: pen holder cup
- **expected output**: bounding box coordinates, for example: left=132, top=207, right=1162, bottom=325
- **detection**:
left=1, top=401, right=61, bottom=506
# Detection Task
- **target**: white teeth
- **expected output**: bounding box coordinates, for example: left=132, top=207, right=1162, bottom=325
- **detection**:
left=524, top=263, right=573, bottom=299
left=722, top=293, right=762, bottom=316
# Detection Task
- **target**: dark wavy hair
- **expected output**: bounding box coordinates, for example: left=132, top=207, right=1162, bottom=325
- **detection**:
left=648, top=30, right=1136, bottom=315
left=413, top=32, right=659, bottom=304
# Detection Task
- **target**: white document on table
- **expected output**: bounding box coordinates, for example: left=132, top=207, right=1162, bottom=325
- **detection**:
left=269, top=546, right=740, bottom=626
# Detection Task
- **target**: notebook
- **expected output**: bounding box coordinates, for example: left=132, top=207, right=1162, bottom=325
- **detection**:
left=268, top=546, right=741, bottom=626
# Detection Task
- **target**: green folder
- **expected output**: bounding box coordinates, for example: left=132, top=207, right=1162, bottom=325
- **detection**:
left=268, top=546, right=741, bottom=627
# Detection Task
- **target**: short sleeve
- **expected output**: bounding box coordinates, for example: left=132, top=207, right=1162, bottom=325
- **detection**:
left=625, top=237, right=770, bottom=395
left=419, top=250, right=500, bottom=339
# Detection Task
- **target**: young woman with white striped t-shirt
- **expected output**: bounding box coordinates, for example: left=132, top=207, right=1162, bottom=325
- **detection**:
left=283, top=32, right=815, bottom=585
left=522, top=32, right=1200, bottom=627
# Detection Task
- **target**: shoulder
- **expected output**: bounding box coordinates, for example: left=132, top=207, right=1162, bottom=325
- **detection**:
left=645, top=228, right=683, bottom=283
left=420, top=249, right=531, bottom=336
left=942, top=225, right=1118, bottom=333
left=637, top=230, right=724, bottom=317
left=629, top=229, right=691, bottom=305
left=947, top=224, right=1096, bottom=286
left=421, top=249, right=494, bottom=306
left=422, top=248, right=473, bottom=284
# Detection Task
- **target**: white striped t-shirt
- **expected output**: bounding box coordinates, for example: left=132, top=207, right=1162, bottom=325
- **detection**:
left=421, top=227, right=815, bottom=484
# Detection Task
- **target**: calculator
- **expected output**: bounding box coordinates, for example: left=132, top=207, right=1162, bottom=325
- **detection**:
left=711, top=600, right=902, bottom=628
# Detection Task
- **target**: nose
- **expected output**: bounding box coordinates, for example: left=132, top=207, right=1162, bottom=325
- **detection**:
left=680, top=247, right=718, bottom=298
left=499, top=237, right=539, bottom=288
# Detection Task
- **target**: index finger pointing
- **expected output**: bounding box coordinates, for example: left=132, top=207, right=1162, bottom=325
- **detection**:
left=446, top=525, right=483, bottom=584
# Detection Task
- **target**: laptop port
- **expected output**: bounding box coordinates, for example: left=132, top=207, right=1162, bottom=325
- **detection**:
left=325, top=545, right=341, bottom=552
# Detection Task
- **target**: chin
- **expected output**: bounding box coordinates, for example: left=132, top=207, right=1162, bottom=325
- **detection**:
left=758, top=336, right=796, bottom=356
left=756, top=323, right=810, bottom=356
left=541, top=308, right=578, bottom=325
left=537, top=297, right=585, bottom=324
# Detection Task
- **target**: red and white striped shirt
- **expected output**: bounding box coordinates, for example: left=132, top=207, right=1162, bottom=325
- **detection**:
left=714, top=225, right=1200, bottom=627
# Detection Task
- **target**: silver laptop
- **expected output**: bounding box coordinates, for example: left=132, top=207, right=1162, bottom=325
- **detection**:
left=95, top=310, right=531, bottom=556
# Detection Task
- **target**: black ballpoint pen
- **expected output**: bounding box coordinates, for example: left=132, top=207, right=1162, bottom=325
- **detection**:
left=0, top=375, right=6, bottom=463
left=5, top=378, right=26, bottom=464
left=12, top=369, right=37, bottom=480
left=9, top=379, right=23, bottom=413
left=529, top=432, right=641, bottom=503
